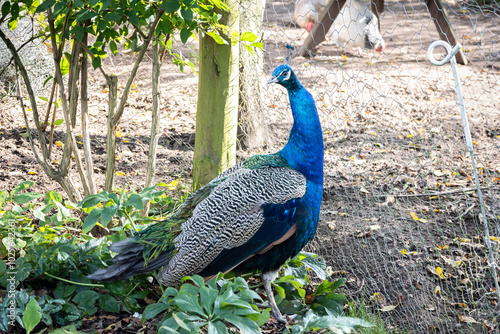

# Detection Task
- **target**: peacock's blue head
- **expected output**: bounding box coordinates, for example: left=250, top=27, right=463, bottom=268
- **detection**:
left=267, top=64, right=300, bottom=90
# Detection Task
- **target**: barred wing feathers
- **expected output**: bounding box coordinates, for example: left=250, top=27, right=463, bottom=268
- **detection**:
left=157, top=165, right=306, bottom=286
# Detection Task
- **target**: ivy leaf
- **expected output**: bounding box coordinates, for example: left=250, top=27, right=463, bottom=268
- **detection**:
left=99, top=295, right=120, bottom=313
left=23, top=298, right=42, bottom=334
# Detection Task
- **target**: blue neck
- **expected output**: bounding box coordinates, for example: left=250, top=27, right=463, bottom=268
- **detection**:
left=280, top=86, right=324, bottom=184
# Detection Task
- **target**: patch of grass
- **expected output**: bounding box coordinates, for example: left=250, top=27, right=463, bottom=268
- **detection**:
left=347, top=297, right=406, bottom=334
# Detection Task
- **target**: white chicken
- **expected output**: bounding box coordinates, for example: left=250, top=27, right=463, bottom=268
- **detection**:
left=294, top=0, right=387, bottom=55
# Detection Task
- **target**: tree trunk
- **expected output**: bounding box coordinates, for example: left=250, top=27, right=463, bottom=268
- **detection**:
left=143, top=39, right=162, bottom=216
left=237, top=0, right=268, bottom=150
left=192, top=0, right=240, bottom=189
left=105, top=75, right=118, bottom=192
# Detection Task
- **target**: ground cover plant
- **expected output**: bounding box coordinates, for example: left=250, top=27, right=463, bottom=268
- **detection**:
left=0, top=181, right=374, bottom=333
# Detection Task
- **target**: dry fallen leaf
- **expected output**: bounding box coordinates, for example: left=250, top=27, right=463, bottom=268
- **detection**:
left=458, top=315, right=478, bottom=323
left=166, top=179, right=179, bottom=190
left=436, top=267, right=445, bottom=279
left=379, top=305, right=397, bottom=312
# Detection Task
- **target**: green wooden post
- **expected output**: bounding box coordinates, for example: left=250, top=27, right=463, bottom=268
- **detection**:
left=193, top=0, right=239, bottom=189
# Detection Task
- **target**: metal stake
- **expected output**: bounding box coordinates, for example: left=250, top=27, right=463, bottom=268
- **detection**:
left=428, top=40, right=500, bottom=301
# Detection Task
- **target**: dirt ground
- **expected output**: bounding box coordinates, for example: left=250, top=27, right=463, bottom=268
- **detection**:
left=1, top=0, right=500, bottom=333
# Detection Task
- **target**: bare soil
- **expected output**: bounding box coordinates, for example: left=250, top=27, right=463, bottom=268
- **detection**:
left=1, top=0, right=499, bottom=333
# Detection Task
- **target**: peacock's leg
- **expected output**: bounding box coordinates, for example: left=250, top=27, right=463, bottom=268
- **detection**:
left=262, top=269, right=286, bottom=323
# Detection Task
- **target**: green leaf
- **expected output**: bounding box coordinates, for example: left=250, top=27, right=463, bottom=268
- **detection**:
left=0, top=261, right=6, bottom=274
left=208, top=321, right=228, bottom=334
left=242, top=44, right=254, bottom=55
left=206, top=31, right=227, bottom=45
left=60, top=56, right=70, bottom=76
left=23, top=298, right=42, bottom=334
left=104, top=12, right=122, bottom=22
left=11, top=180, right=34, bottom=195
left=240, top=31, right=257, bottom=42
left=126, top=193, right=144, bottom=211
left=100, top=205, right=117, bottom=226
left=223, top=313, right=261, bottom=334
left=160, top=0, right=180, bottom=13
left=180, top=6, right=193, bottom=21
left=92, top=57, right=102, bottom=69
left=75, top=9, right=98, bottom=22
left=174, top=293, right=205, bottom=317
left=249, top=42, right=263, bottom=49
left=0, top=190, right=7, bottom=207
left=35, top=0, right=55, bottom=13
left=13, top=192, right=44, bottom=204
left=301, top=254, right=327, bottom=280
left=73, top=26, right=84, bottom=42
left=180, top=27, right=191, bottom=44
left=99, top=295, right=120, bottom=313
left=142, top=303, right=170, bottom=323
left=82, top=207, right=103, bottom=233
left=73, top=290, right=99, bottom=305
left=1, top=2, right=10, bottom=17
left=199, top=286, right=218, bottom=315
left=109, top=40, right=118, bottom=55
left=128, top=10, right=139, bottom=26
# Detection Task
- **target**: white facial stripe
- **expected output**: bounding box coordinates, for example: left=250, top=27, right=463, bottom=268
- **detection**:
left=282, top=70, right=291, bottom=81
left=278, top=70, right=292, bottom=81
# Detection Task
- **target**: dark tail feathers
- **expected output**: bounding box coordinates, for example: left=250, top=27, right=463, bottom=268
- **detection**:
left=87, top=238, right=169, bottom=282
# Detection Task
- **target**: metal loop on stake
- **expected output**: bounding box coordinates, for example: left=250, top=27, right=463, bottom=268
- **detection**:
left=427, top=40, right=462, bottom=66
left=427, top=40, right=500, bottom=301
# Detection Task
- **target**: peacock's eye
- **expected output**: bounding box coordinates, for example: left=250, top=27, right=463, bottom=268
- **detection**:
left=281, top=70, right=291, bottom=80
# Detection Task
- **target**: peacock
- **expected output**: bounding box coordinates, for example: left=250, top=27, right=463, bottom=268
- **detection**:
left=87, top=64, right=324, bottom=323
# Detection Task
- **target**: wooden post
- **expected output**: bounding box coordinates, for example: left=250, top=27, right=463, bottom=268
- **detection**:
left=300, top=0, right=347, bottom=57
left=370, top=0, right=384, bottom=30
left=426, top=0, right=467, bottom=65
left=193, top=0, right=239, bottom=189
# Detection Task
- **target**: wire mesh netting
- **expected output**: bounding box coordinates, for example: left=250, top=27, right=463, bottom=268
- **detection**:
left=0, top=16, right=54, bottom=97
left=262, top=0, right=500, bottom=332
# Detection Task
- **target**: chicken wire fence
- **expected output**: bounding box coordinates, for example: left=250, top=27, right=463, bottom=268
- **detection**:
left=1, top=0, right=499, bottom=332
left=0, top=16, right=54, bottom=98
left=260, top=0, right=500, bottom=332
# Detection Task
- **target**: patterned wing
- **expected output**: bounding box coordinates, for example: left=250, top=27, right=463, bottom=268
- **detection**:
left=157, top=166, right=307, bottom=286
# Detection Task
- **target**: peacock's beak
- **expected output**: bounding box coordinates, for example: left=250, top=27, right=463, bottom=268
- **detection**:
left=267, top=75, right=278, bottom=85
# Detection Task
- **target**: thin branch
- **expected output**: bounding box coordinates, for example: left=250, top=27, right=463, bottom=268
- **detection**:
left=78, top=41, right=111, bottom=85
left=48, top=9, right=88, bottom=199
left=113, top=8, right=165, bottom=124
